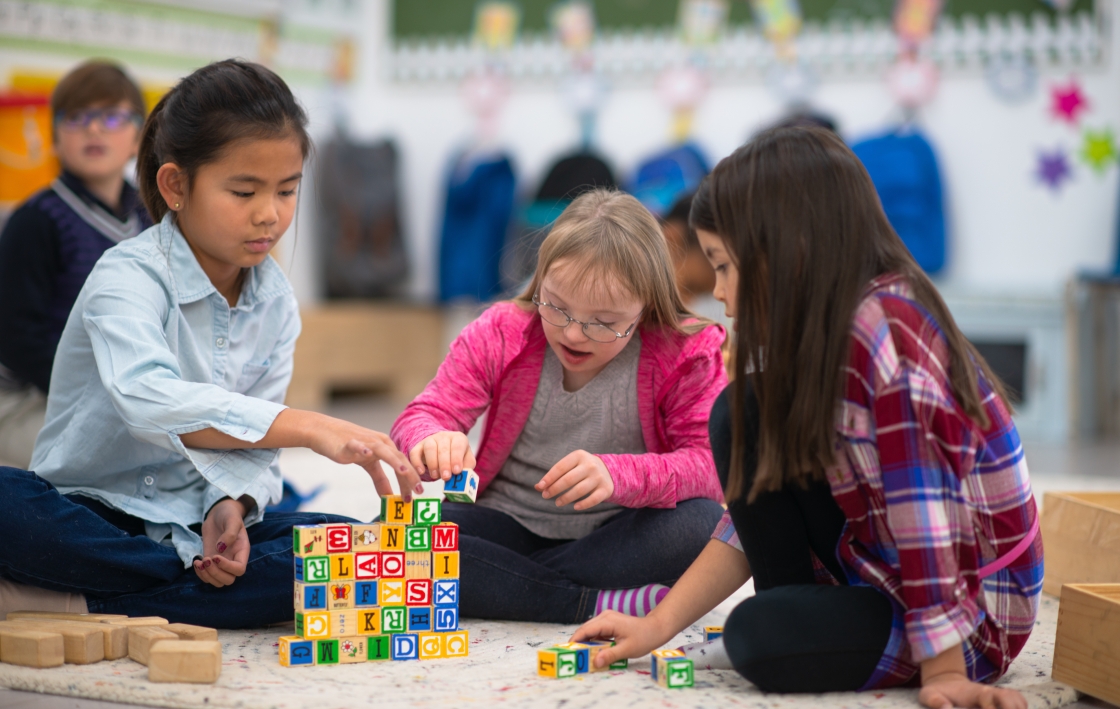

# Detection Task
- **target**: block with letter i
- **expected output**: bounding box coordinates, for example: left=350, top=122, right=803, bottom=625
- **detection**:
left=443, top=469, right=479, bottom=503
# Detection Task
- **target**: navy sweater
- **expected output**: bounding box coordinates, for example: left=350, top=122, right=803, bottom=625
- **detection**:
left=0, top=172, right=151, bottom=393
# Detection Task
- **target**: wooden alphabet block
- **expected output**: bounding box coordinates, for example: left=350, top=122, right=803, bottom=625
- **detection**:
left=650, top=648, right=685, bottom=681
left=294, top=582, right=328, bottom=611
left=381, top=606, right=406, bottom=634
left=6, top=612, right=126, bottom=623
left=431, top=523, right=459, bottom=551
left=315, top=638, right=339, bottom=665
left=433, top=551, right=460, bottom=579
left=148, top=640, right=221, bottom=683
left=278, top=635, right=315, bottom=667
left=553, top=642, right=590, bottom=673
left=658, top=658, right=694, bottom=688
left=379, top=525, right=405, bottom=551
left=405, top=525, right=431, bottom=552
left=380, top=579, right=405, bottom=606
left=163, top=623, right=218, bottom=642
left=330, top=553, right=354, bottom=580
left=537, top=648, right=577, bottom=678
left=337, top=636, right=368, bottom=664
left=366, top=634, right=391, bottom=661
left=0, top=628, right=64, bottom=668
left=293, top=526, right=326, bottom=557
left=102, top=616, right=168, bottom=627
left=354, top=580, right=379, bottom=607
left=405, top=552, right=432, bottom=579
left=418, top=632, right=443, bottom=659
left=357, top=609, right=382, bottom=636
left=294, top=611, right=330, bottom=640
left=329, top=610, right=358, bottom=637
left=433, top=579, right=460, bottom=607
left=324, top=523, right=353, bottom=553
left=443, top=630, right=468, bottom=658
left=407, top=606, right=432, bottom=632
left=381, top=551, right=405, bottom=578
left=583, top=640, right=613, bottom=672
left=128, top=625, right=178, bottom=666
left=413, top=499, right=441, bottom=526
left=0, top=620, right=102, bottom=665
left=433, top=606, right=458, bottom=632
left=354, top=551, right=381, bottom=580
left=295, top=555, right=330, bottom=584
left=390, top=632, right=418, bottom=660
left=351, top=524, right=380, bottom=552
left=406, top=579, right=432, bottom=606
left=327, top=581, right=355, bottom=610
left=10, top=618, right=126, bottom=661
left=443, top=469, right=479, bottom=503
left=704, top=626, right=723, bottom=641
left=381, top=496, right=413, bottom=525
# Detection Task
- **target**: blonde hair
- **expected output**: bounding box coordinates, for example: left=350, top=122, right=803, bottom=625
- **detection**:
left=516, top=189, right=710, bottom=336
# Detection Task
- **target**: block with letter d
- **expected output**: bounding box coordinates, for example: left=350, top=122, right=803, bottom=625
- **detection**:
left=391, top=633, right=419, bottom=660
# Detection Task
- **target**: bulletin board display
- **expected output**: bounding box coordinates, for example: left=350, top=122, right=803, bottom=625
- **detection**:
left=392, top=0, right=1095, bottom=40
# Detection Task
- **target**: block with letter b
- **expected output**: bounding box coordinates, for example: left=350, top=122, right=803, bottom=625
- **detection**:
left=391, top=633, right=419, bottom=660
left=405, top=525, right=431, bottom=552
left=354, top=552, right=381, bottom=580
left=351, top=524, right=380, bottom=552
left=413, top=499, right=441, bottom=525
left=293, top=582, right=327, bottom=612
left=432, top=523, right=459, bottom=551
left=381, top=496, right=413, bottom=525
left=379, top=579, right=405, bottom=606
left=433, top=551, right=460, bottom=579
left=278, top=636, right=315, bottom=667
left=354, top=581, right=379, bottom=607
left=381, top=606, right=406, bottom=634
left=443, top=469, right=479, bottom=503
left=434, top=606, right=458, bottom=632
left=381, top=551, right=405, bottom=578
left=293, top=526, right=325, bottom=557
left=405, top=579, right=432, bottom=606
left=443, top=630, right=468, bottom=658
left=324, top=524, right=352, bottom=553
left=418, top=632, right=443, bottom=659
left=433, top=579, right=460, bottom=607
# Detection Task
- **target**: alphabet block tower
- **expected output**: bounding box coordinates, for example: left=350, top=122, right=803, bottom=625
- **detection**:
left=278, top=473, right=479, bottom=667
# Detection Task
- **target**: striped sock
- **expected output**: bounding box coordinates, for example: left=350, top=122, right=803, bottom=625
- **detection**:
left=676, top=637, right=733, bottom=670
left=595, top=584, right=670, bottom=617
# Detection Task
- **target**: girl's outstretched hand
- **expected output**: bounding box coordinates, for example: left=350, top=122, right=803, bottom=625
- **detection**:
left=919, top=673, right=1027, bottom=709
left=409, top=431, right=476, bottom=482
left=195, top=497, right=251, bottom=587
left=311, top=418, right=422, bottom=502
left=537, top=450, right=615, bottom=510
left=570, top=610, right=670, bottom=669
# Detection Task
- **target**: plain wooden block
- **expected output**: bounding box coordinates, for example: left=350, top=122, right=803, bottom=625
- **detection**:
left=0, top=620, right=102, bottom=665
left=128, top=625, right=179, bottom=666
left=7, top=611, right=126, bottom=623
left=107, top=616, right=169, bottom=627
left=164, top=623, right=218, bottom=642
left=9, top=618, right=127, bottom=661
left=1052, top=583, right=1120, bottom=706
left=0, top=628, right=64, bottom=668
left=148, top=640, right=221, bottom=683
left=1041, top=492, right=1120, bottom=596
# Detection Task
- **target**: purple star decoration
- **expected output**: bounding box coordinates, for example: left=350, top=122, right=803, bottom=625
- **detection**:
left=1037, top=148, right=1072, bottom=191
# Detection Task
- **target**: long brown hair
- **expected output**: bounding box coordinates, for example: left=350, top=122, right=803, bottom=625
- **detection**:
left=516, top=189, right=709, bottom=336
left=691, top=126, right=1010, bottom=502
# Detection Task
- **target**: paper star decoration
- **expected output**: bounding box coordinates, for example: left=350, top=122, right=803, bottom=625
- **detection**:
left=1036, top=148, right=1072, bottom=191
left=1080, top=128, right=1118, bottom=174
left=1050, top=80, right=1089, bottom=125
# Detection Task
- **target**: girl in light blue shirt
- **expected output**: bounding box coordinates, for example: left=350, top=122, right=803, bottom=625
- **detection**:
left=0, top=60, right=420, bottom=627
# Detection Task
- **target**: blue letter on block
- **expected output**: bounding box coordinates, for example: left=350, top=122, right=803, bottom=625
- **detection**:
left=294, top=556, right=304, bottom=582
left=408, top=607, right=431, bottom=632
left=434, top=606, right=458, bottom=632
left=433, top=579, right=459, bottom=606
left=392, top=633, right=419, bottom=660
left=289, top=639, right=314, bottom=666
left=355, top=581, right=378, bottom=607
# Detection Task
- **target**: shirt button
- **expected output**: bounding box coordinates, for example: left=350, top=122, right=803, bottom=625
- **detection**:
left=216, top=337, right=226, bottom=348
left=144, top=475, right=155, bottom=486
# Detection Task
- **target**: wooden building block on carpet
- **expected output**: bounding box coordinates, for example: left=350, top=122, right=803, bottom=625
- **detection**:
left=0, top=628, right=64, bottom=668
left=108, top=616, right=169, bottom=627
left=9, top=618, right=127, bottom=660
left=0, top=620, right=102, bottom=664
left=7, top=612, right=126, bottom=623
left=148, top=640, right=222, bottom=683
left=1041, top=493, right=1120, bottom=595
left=128, top=626, right=178, bottom=666
left=165, top=624, right=219, bottom=642
left=1052, top=583, right=1120, bottom=707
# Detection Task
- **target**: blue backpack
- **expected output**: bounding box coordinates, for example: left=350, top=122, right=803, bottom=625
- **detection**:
left=629, top=142, right=710, bottom=219
left=851, top=129, right=946, bottom=275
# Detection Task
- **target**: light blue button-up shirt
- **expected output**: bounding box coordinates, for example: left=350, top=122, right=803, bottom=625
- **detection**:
left=31, top=215, right=299, bottom=567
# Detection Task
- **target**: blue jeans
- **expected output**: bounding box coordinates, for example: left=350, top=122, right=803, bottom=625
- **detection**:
left=0, top=467, right=353, bottom=629
left=442, top=499, right=723, bottom=623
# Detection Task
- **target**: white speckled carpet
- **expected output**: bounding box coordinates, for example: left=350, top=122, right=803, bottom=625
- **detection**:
left=0, top=589, right=1079, bottom=709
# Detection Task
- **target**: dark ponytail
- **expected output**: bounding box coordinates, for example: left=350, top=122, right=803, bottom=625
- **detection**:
left=137, top=59, right=311, bottom=223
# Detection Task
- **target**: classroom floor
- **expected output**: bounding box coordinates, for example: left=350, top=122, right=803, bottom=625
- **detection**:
left=3, top=395, right=1119, bottom=709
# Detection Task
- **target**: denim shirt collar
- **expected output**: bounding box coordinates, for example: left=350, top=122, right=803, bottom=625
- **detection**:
left=159, top=214, right=293, bottom=308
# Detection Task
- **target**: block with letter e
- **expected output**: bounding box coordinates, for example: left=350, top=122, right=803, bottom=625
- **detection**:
left=381, top=496, right=413, bottom=525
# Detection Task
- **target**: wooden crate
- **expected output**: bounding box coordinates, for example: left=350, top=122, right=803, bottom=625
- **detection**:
left=287, top=303, right=445, bottom=410
left=1041, top=492, right=1120, bottom=597
left=1052, top=584, right=1120, bottom=706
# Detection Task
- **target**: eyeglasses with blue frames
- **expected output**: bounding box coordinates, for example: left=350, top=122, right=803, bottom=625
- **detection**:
left=532, top=295, right=642, bottom=343
left=55, top=108, right=143, bottom=133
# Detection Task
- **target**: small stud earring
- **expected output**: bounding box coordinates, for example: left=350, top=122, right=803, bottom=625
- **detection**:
left=174, top=202, right=180, bottom=209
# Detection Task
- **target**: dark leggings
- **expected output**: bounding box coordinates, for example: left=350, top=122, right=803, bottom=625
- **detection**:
left=709, top=384, right=897, bottom=693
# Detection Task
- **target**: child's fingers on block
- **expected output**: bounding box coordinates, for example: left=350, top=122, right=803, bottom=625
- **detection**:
left=449, top=434, right=470, bottom=474
left=437, top=437, right=453, bottom=478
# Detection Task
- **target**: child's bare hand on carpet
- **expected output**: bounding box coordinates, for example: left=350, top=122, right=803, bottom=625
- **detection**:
left=195, top=497, right=251, bottom=588
left=571, top=610, right=670, bottom=668
left=410, top=431, right=476, bottom=482
left=537, top=450, right=614, bottom=510
left=919, top=672, right=1027, bottom=709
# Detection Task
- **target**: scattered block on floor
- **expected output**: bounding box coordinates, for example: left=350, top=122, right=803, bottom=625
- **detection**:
left=650, top=648, right=685, bottom=682
left=0, top=628, right=64, bottom=668
left=278, top=636, right=315, bottom=667
left=10, top=618, right=126, bottom=661
left=704, top=626, right=723, bottom=641
left=657, top=658, right=695, bottom=688
left=148, top=640, right=222, bottom=683
left=537, top=647, right=578, bottom=678
left=107, top=616, right=169, bottom=627
left=1041, top=492, right=1120, bottom=596
left=0, top=620, right=102, bottom=665
left=1052, top=583, right=1120, bottom=707
left=6, top=612, right=126, bottom=623
left=128, top=626, right=179, bottom=666
left=443, top=469, right=479, bottom=503
left=164, top=623, right=219, bottom=642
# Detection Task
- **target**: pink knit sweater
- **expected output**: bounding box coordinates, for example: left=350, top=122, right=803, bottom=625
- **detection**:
left=391, top=302, right=728, bottom=508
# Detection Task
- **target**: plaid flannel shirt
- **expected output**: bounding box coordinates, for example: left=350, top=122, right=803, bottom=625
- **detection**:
left=711, top=273, right=1043, bottom=688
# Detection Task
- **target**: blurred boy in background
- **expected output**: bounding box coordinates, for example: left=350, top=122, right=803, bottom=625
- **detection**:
left=0, top=60, right=150, bottom=467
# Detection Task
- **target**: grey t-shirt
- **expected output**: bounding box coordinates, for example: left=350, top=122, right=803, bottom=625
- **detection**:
left=477, top=333, right=646, bottom=539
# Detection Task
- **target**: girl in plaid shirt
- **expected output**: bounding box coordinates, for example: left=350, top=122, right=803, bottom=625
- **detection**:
left=574, top=126, right=1042, bottom=709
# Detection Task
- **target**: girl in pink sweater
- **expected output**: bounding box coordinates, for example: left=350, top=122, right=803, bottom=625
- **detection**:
left=392, top=189, right=727, bottom=622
